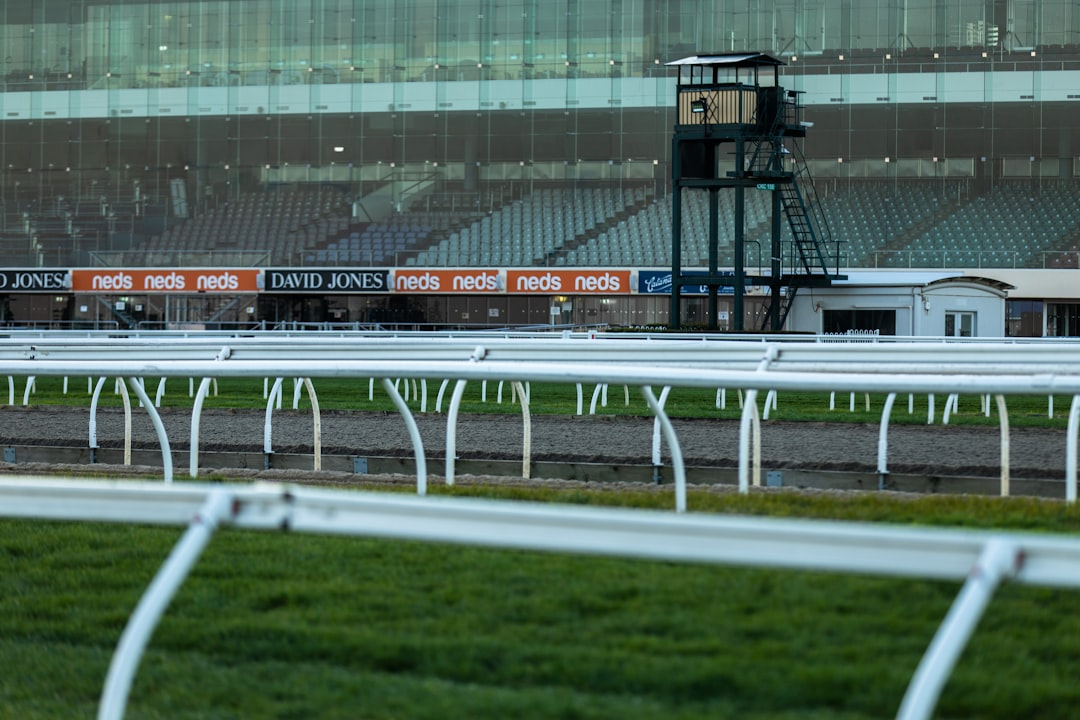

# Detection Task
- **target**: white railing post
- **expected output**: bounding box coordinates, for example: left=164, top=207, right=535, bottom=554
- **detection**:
left=641, top=385, right=686, bottom=513
left=1067, top=395, right=1080, bottom=504
left=98, top=489, right=235, bottom=720
left=877, top=392, right=897, bottom=490
left=897, top=537, right=1022, bottom=720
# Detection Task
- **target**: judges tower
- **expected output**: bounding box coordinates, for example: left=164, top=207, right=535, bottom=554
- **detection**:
left=667, top=52, right=843, bottom=331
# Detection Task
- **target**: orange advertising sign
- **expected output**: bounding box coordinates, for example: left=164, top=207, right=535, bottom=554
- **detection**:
left=505, top=269, right=631, bottom=294
left=393, top=268, right=501, bottom=293
left=71, top=269, right=261, bottom=294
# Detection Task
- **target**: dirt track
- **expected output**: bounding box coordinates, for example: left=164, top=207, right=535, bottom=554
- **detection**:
left=0, top=405, right=1068, bottom=483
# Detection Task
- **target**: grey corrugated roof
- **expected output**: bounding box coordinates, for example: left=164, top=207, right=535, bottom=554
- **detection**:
left=665, top=52, right=784, bottom=67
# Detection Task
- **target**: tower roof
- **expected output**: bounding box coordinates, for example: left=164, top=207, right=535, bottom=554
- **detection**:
left=665, top=52, right=785, bottom=68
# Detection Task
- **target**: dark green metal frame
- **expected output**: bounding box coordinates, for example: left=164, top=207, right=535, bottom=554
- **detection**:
left=667, top=52, right=842, bottom=331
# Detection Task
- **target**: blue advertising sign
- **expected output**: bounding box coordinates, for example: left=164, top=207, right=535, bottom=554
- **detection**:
left=637, top=270, right=736, bottom=295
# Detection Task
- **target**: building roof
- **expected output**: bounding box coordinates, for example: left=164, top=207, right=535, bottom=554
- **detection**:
left=831, top=271, right=1014, bottom=293
left=665, top=52, right=785, bottom=68
left=833, top=271, right=963, bottom=286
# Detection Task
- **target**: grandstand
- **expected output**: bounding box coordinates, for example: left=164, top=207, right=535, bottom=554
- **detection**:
left=4, top=176, right=1080, bottom=275
left=30, top=177, right=1062, bottom=273
left=135, top=187, right=352, bottom=267
left=0, top=0, right=1078, bottom=332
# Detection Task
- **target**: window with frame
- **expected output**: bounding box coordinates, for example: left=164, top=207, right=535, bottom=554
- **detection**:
left=823, top=308, right=896, bottom=335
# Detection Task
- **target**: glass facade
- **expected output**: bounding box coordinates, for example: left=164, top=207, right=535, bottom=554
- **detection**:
left=0, top=0, right=1078, bottom=267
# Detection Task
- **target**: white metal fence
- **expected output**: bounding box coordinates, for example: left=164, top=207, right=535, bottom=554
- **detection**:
left=4, top=331, right=1080, bottom=719
left=3, top=331, right=1080, bottom=506
left=3, top=478, right=1080, bottom=720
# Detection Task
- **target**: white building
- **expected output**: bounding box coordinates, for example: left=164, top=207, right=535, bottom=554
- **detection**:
left=786, top=272, right=1012, bottom=337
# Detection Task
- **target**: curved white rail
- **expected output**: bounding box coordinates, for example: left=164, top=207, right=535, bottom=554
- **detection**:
left=513, top=381, right=532, bottom=480
left=642, top=385, right=685, bottom=513
left=897, top=537, right=1022, bottom=720
left=381, top=377, right=427, bottom=495
left=304, top=379, right=322, bottom=472
left=125, top=376, right=173, bottom=483
left=22, top=375, right=35, bottom=405
left=996, top=395, right=1010, bottom=497
left=87, top=376, right=108, bottom=452
left=117, top=378, right=132, bottom=466
left=1068, top=396, right=1080, bottom=504
left=444, top=379, right=469, bottom=486
left=260, top=377, right=322, bottom=472
left=264, top=377, right=285, bottom=457
left=189, top=377, right=213, bottom=478
left=96, top=488, right=234, bottom=720
left=649, top=385, right=672, bottom=472
left=878, top=392, right=898, bottom=489
left=5, top=333, right=1080, bottom=505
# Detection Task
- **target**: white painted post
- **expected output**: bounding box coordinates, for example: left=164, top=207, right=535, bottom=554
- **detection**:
left=897, top=538, right=1021, bottom=720
left=1067, top=395, right=1080, bottom=504
left=642, top=385, right=685, bottom=513
left=98, top=490, right=235, bottom=720
left=996, top=395, right=1010, bottom=497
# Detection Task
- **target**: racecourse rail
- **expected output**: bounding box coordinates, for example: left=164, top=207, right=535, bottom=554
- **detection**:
left=4, top=478, right=1080, bottom=720
left=3, top=331, right=1080, bottom=504
left=5, top=330, right=1080, bottom=720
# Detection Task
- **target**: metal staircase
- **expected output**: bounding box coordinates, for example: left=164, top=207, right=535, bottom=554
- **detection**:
left=779, top=177, right=834, bottom=275
left=746, top=102, right=839, bottom=279
left=745, top=96, right=842, bottom=330
left=98, top=296, right=137, bottom=329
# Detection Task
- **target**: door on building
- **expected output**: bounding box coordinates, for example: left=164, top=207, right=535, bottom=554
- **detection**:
left=945, top=311, right=976, bottom=337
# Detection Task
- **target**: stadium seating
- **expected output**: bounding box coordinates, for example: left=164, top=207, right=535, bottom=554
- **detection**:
left=5, top=178, right=1080, bottom=271
left=138, top=187, right=352, bottom=266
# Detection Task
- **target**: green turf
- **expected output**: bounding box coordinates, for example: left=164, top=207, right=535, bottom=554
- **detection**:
left=12, top=375, right=1077, bottom=428
left=3, top=487, right=1080, bottom=719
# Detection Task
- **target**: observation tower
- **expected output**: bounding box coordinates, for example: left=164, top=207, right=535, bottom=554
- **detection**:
left=667, top=52, right=844, bottom=331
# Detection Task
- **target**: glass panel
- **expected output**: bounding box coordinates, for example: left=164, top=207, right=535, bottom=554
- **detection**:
left=899, top=0, right=947, bottom=50
left=1009, top=0, right=1037, bottom=49
left=1006, top=300, right=1043, bottom=337
left=1046, top=304, right=1080, bottom=337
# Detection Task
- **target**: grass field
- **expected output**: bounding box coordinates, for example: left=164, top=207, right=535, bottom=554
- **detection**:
left=3, top=485, right=1080, bottom=719
left=11, top=374, right=1078, bottom=428
left=4, top=375, right=1080, bottom=717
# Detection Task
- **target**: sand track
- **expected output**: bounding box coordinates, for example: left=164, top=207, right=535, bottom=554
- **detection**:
left=0, top=405, right=1067, bottom=483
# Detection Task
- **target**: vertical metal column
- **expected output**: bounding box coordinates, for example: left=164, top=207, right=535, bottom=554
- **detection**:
left=770, top=185, right=783, bottom=331
left=708, top=189, right=719, bottom=330
left=670, top=153, right=683, bottom=330
left=733, top=143, right=746, bottom=332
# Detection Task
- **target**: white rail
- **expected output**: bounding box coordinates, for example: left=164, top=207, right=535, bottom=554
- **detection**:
left=4, top=337, right=1080, bottom=504
left=7, top=333, right=1080, bottom=375
left=1, top=478, right=1078, bottom=720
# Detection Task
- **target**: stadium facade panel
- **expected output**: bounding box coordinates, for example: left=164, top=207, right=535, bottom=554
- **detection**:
left=1, top=0, right=1076, bottom=208
left=0, top=1, right=1078, bottom=334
